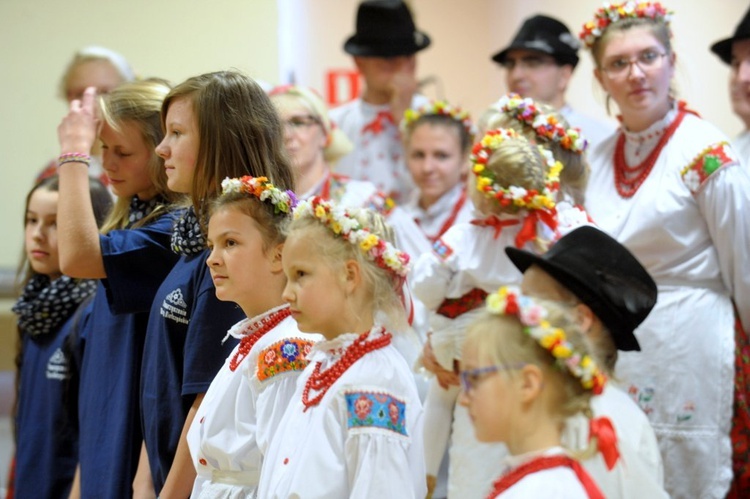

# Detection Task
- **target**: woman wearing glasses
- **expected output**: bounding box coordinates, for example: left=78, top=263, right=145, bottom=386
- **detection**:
left=580, top=3, right=750, bottom=498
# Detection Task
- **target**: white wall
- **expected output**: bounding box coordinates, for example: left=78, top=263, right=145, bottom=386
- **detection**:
left=1, top=0, right=746, bottom=270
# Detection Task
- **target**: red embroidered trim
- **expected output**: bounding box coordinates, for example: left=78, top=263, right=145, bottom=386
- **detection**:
left=229, top=307, right=291, bottom=372
left=488, top=455, right=604, bottom=499
left=680, top=142, right=732, bottom=194
left=436, top=288, right=489, bottom=319
left=417, top=189, right=468, bottom=243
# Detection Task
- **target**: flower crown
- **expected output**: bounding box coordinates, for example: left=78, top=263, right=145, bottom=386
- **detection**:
left=402, top=100, right=477, bottom=141
left=470, top=128, right=559, bottom=211
left=220, top=176, right=298, bottom=214
left=487, top=287, right=607, bottom=394
left=495, top=93, right=588, bottom=153
left=579, top=1, right=673, bottom=49
left=293, top=197, right=410, bottom=278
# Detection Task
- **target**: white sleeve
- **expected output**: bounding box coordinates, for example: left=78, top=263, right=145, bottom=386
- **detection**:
left=695, top=162, right=750, bottom=329
left=411, top=251, right=453, bottom=311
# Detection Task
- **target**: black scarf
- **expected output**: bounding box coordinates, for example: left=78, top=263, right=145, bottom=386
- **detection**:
left=12, top=274, right=97, bottom=338
left=170, top=206, right=206, bottom=255
left=127, top=195, right=162, bottom=228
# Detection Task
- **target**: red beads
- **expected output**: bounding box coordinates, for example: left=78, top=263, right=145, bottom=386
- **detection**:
left=229, top=307, right=292, bottom=372
left=302, top=329, right=392, bottom=411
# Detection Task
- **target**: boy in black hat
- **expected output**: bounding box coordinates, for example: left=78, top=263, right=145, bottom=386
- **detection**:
left=506, top=225, right=668, bottom=499
left=711, top=5, right=750, bottom=165
left=491, top=14, right=614, bottom=148
left=331, top=0, right=431, bottom=204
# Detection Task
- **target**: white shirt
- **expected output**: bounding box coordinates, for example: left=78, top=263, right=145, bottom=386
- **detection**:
left=258, top=327, right=426, bottom=498
left=586, top=105, right=750, bottom=499
left=494, top=447, right=594, bottom=498
left=330, top=95, right=428, bottom=204
left=187, top=309, right=320, bottom=498
left=559, top=105, right=616, bottom=151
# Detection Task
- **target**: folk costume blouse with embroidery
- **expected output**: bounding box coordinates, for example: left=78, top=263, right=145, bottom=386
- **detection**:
left=258, top=327, right=426, bottom=498
left=187, top=310, right=319, bottom=498
left=586, top=102, right=750, bottom=499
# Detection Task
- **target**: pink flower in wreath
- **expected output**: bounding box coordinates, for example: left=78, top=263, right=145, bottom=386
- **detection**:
left=389, top=401, right=400, bottom=425
left=264, top=350, right=277, bottom=365
left=354, top=395, right=373, bottom=419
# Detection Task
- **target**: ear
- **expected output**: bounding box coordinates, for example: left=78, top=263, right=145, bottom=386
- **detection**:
left=353, top=56, right=365, bottom=73
left=574, top=303, right=596, bottom=334
left=518, top=363, right=545, bottom=404
left=557, top=64, right=574, bottom=92
left=343, top=259, right=362, bottom=295
left=269, top=243, right=284, bottom=273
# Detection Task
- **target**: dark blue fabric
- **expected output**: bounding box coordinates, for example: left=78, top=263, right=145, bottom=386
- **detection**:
left=140, top=249, right=242, bottom=493
left=15, top=303, right=91, bottom=498
left=77, top=212, right=178, bottom=499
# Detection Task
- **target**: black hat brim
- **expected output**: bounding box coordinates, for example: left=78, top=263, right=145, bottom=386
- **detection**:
left=492, top=43, right=579, bottom=68
left=505, top=246, right=642, bottom=352
left=710, top=37, right=750, bottom=65
left=344, top=32, right=431, bottom=57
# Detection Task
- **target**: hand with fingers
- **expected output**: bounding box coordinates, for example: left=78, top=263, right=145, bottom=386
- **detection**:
left=58, top=86, right=99, bottom=155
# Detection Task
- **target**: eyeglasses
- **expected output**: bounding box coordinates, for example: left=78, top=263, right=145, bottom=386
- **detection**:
left=600, top=50, right=668, bottom=79
left=501, top=55, right=556, bottom=72
left=459, top=363, right=526, bottom=393
left=283, top=115, right=320, bottom=132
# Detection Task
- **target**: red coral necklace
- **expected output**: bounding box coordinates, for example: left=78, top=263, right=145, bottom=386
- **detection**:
left=229, top=306, right=291, bottom=372
left=302, top=329, right=392, bottom=411
left=613, top=107, right=686, bottom=198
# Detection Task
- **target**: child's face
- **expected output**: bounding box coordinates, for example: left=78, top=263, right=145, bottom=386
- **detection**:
left=406, top=123, right=466, bottom=208
left=100, top=121, right=156, bottom=200
left=459, top=339, right=521, bottom=444
left=156, top=97, right=199, bottom=194
left=25, top=188, right=61, bottom=280
left=206, top=206, right=280, bottom=317
left=281, top=231, right=351, bottom=338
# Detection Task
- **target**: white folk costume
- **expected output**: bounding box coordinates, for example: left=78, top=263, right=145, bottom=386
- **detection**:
left=258, top=326, right=426, bottom=498
left=300, top=171, right=393, bottom=214
left=559, top=105, right=616, bottom=151
left=586, top=102, right=750, bottom=499
left=413, top=204, right=591, bottom=499
left=187, top=306, right=320, bottom=498
left=330, top=95, right=428, bottom=204
left=563, top=384, right=668, bottom=499
left=733, top=129, right=750, bottom=167
left=488, top=447, right=603, bottom=499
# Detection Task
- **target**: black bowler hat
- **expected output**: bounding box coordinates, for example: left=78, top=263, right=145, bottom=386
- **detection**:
left=492, top=14, right=580, bottom=68
left=711, top=5, right=750, bottom=65
left=344, top=0, right=431, bottom=57
left=506, top=226, right=657, bottom=352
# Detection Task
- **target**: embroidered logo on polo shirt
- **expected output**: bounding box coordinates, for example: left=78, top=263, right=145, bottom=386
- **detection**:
left=344, top=390, right=408, bottom=437
left=160, top=288, right=189, bottom=325
left=46, top=347, right=70, bottom=380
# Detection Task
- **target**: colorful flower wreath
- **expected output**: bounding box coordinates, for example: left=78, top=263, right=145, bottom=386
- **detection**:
left=579, top=1, right=673, bottom=49
left=293, top=197, right=410, bottom=278
left=495, top=93, right=588, bottom=153
left=401, top=100, right=477, bottom=141
left=470, top=129, right=559, bottom=211
left=486, top=287, right=607, bottom=394
left=220, top=176, right=298, bottom=214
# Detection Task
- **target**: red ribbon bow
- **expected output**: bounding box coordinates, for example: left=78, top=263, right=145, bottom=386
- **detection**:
left=515, top=209, right=558, bottom=248
left=470, top=216, right=520, bottom=239
left=589, top=416, right=620, bottom=470
left=362, top=110, right=395, bottom=135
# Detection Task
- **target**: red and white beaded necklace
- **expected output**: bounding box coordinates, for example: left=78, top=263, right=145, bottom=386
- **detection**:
left=228, top=305, right=291, bottom=372
left=302, top=328, right=392, bottom=411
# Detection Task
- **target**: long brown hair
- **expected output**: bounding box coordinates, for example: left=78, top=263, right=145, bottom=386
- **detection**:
left=162, top=71, right=295, bottom=219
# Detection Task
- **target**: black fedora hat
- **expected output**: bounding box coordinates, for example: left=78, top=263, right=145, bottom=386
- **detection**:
left=711, top=5, right=750, bottom=65
left=492, top=14, right=580, bottom=68
left=344, top=0, right=431, bottom=57
left=506, top=226, right=657, bottom=352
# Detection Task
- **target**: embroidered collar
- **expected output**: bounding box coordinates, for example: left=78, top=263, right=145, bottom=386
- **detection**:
left=224, top=303, right=292, bottom=342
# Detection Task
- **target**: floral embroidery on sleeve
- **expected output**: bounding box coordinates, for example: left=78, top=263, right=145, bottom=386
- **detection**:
left=432, top=238, right=454, bottom=261
left=680, top=142, right=734, bottom=194
left=256, top=338, right=315, bottom=382
left=344, top=391, right=408, bottom=436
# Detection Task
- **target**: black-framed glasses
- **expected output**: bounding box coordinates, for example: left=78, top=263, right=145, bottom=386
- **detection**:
left=283, top=115, right=320, bottom=132
left=459, top=363, right=526, bottom=393
left=600, top=49, right=668, bottom=79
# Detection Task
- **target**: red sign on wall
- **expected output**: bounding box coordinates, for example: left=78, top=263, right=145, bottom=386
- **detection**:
left=326, top=69, right=361, bottom=107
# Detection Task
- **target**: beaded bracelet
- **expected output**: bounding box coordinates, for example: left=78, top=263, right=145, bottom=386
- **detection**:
left=58, top=152, right=91, bottom=167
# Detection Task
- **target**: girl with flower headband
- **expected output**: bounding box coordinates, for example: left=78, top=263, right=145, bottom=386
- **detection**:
left=258, top=198, right=426, bottom=498
left=12, top=175, right=112, bottom=498
left=580, top=2, right=750, bottom=497
left=55, top=80, right=183, bottom=498
left=134, top=71, right=296, bottom=497
left=269, top=85, right=392, bottom=214
left=412, top=127, right=589, bottom=498
left=460, top=287, right=615, bottom=498
left=185, top=176, right=320, bottom=497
